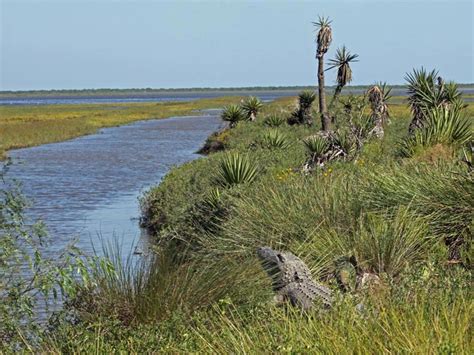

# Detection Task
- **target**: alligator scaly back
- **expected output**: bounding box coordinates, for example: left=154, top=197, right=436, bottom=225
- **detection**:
left=257, top=246, right=332, bottom=309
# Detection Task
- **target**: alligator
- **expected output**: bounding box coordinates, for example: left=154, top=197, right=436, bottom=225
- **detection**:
left=257, top=246, right=333, bottom=310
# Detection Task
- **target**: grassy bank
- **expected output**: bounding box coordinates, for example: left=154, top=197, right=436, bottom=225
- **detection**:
left=0, top=97, right=242, bottom=159
left=27, top=94, right=472, bottom=352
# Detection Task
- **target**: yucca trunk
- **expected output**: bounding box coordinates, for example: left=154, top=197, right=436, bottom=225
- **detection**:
left=318, top=55, right=331, bottom=131
left=408, top=106, right=424, bottom=133
left=368, top=85, right=388, bottom=138
left=329, top=85, right=343, bottom=113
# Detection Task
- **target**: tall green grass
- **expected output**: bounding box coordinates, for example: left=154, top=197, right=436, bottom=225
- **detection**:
left=37, top=98, right=474, bottom=352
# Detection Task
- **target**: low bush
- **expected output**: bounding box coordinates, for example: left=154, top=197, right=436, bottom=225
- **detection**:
left=264, top=115, right=286, bottom=127
left=216, top=152, right=259, bottom=187
left=259, top=129, right=291, bottom=149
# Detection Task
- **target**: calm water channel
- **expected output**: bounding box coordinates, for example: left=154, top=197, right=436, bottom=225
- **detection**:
left=5, top=110, right=223, bottom=259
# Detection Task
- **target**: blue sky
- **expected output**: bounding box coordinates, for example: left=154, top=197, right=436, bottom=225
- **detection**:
left=1, top=0, right=473, bottom=90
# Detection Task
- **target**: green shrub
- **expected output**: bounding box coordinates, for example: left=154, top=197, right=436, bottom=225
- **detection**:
left=260, top=129, right=291, bottom=149
left=303, top=135, right=330, bottom=165
left=358, top=162, right=473, bottom=262
left=221, top=105, right=246, bottom=128
left=289, top=91, right=316, bottom=125
left=400, top=107, right=472, bottom=157
left=217, top=152, right=259, bottom=187
left=264, top=115, right=286, bottom=127
left=319, top=208, right=434, bottom=278
left=241, top=96, right=263, bottom=121
left=0, top=166, right=81, bottom=351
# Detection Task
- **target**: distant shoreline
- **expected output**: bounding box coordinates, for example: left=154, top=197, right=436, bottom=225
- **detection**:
left=2, top=84, right=474, bottom=98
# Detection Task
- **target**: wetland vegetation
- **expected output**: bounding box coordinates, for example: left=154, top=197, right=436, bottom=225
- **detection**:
left=0, top=97, right=241, bottom=159
left=1, top=13, right=473, bottom=354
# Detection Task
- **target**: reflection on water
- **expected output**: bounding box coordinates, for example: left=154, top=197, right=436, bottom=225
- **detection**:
left=6, top=112, right=222, bottom=258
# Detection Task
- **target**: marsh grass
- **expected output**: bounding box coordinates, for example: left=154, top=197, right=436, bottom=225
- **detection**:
left=0, top=96, right=243, bottom=159
left=15, top=97, right=473, bottom=352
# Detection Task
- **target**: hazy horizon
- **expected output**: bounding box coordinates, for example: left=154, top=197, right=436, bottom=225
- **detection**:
left=1, top=0, right=473, bottom=91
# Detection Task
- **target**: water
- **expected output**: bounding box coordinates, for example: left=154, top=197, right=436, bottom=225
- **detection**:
left=5, top=111, right=223, bottom=258
left=2, top=88, right=473, bottom=106
left=0, top=90, right=299, bottom=106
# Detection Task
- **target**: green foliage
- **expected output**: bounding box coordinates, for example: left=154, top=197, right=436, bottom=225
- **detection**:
left=358, top=163, right=473, bottom=252
left=241, top=96, right=263, bottom=121
left=298, top=90, right=317, bottom=109
left=0, top=166, right=82, bottom=351
left=332, top=208, right=433, bottom=277
left=260, top=129, right=291, bottom=149
left=406, top=68, right=465, bottom=131
left=327, top=45, right=359, bottom=94
left=0, top=97, right=242, bottom=160
left=289, top=91, right=317, bottom=125
left=313, top=16, right=332, bottom=55
left=400, top=106, right=472, bottom=157
left=303, top=135, right=329, bottom=158
left=34, top=97, right=474, bottom=353
left=217, top=152, right=259, bottom=187
left=221, top=105, right=246, bottom=128
left=264, top=115, right=286, bottom=127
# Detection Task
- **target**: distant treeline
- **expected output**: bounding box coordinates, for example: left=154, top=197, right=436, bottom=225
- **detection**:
left=1, top=84, right=473, bottom=98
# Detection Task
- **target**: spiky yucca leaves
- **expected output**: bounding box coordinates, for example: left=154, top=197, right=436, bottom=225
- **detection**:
left=313, top=16, right=332, bottom=57
left=333, top=130, right=356, bottom=157
left=328, top=46, right=359, bottom=109
left=313, top=16, right=333, bottom=131
left=299, top=90, right=317, bottom=112
left=406, top=68, right=465, bottom=133
left=264, top=115, right=285, bottom=127
left=260, top=130, right=291, bottom=149
left=217, top=152, right=258, bottom=187
left=221, top=105, right=246, bottom=128
left=289, top=90, right=316, bottom=125
left=399, top=106, right=472, bottom=158
left=302, top=130, right=356, bottom=171
left=367, top=83, right=391, bottom=138
left=303, top=135, right=329, bottom=167
left=241, top=96, right=263, bottom=122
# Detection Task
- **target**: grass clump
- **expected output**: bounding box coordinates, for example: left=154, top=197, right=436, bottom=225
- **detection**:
left=259, top=129, right=291, bottom=149
left=264, top=114, right=286, bottom=127
left=217, top=152, right=259, bottom=187
left=400, top=107, right=472, bottom=157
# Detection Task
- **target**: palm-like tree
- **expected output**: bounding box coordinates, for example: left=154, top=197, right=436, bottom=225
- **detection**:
left=367, top=83, right=391, bottom=138
left=241, top=96, right=263, bottom=121
left=313, top=16, right=332, bottom=131
left=221, top=105, right=245, bottom=128
left=327, top=46, right=359, bottom=109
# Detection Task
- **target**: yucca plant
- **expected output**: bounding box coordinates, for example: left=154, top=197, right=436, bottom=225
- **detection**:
left=406, top=68, right=465, bottom=133
left=303, top=135, right=329, bottom=166
left=217, top=152, right=258, bottom=186
left=327, top=45, right=359, bottom=109
left=264, top=115, right=286, bottom=127
left=367, top=83, right=391, bottom=138
left=241, top=96, right=263, bottom=121
left=260, top=130, right=291, bottom=149
left=221, top=105, right=246, bottom=128
left=333, top=130, right=356, bottom=157
left=399, top=106, right=472, bottom=157
left=313, top=16, right=332, bottom=131
left=289, top=91, right=317, bottom=125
